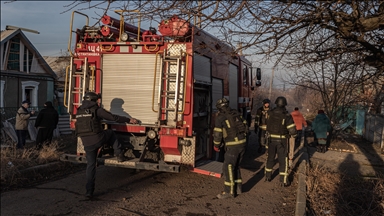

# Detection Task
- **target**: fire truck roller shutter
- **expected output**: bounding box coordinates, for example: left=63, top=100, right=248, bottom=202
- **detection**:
left=229, top=63, right=238, bottom=110
left=101, top=54, right=161, bottom=125
left=212, top=78, right=224, bottom=112
left=193, top=53, right=211, bottom=84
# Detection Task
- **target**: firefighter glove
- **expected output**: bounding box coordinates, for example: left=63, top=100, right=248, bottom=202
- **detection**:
left=214, top=146, right=220, bottom=152
left=130, top=118, right=139, bottom=124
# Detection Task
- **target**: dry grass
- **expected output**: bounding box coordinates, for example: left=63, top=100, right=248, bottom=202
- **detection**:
left=1, top=140, right=64, bottom=189
left=307, top=164, right=384, bottom=216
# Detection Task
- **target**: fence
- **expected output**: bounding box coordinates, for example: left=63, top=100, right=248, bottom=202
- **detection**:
left=0, top=106, right=44, bottom=124
left=364, top=113, right=384, bottom=154
left=1, top=107, right=70, bottom=145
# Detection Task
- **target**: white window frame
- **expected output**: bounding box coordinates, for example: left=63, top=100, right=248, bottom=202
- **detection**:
left=21, top=81, right=39, bottom=107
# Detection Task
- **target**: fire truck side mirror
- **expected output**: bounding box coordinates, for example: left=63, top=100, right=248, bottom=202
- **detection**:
left=256, top=68, right=261, bottom=80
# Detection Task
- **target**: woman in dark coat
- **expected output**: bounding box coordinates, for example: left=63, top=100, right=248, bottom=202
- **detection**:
left=312, top=110, right=331, bottom=153
left=35, top=101, right=59, bottom=149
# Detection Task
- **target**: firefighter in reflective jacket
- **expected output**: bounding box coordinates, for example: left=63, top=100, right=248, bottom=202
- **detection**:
left=255, top=98, right=270, bottom=153
left=264, top=96, right=297, bottom=186
left=213, top=98, right=248, bottom=199
left=75, top=92, right=139, bottom=198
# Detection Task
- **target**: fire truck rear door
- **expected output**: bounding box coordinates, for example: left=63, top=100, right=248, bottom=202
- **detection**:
left=101, top=54, right=161, bottom=125
left=190, top=78, right=224, bottom=178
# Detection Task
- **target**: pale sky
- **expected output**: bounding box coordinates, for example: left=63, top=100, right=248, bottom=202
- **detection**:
left=0, top=1, right=284, bottom=88
left=0, top=1, right=120, bottom=56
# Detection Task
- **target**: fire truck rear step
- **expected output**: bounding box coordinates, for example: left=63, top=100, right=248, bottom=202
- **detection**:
left=60, top=154, right=180, bottom=173
left=191, top=160, right=223, bottom=178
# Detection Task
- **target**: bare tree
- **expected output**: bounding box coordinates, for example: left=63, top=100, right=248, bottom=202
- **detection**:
left=108, top=1, right=383, bottom=73
left=65, top=1, right=383, bottom=68
left=63, top=0, right=384, bottom=114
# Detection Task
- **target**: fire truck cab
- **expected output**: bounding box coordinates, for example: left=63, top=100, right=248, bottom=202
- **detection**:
left=60, top=10, right=261, bottom=177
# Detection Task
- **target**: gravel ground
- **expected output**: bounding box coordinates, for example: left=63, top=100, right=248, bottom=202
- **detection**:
left=1, top=132, right=299, bottom=215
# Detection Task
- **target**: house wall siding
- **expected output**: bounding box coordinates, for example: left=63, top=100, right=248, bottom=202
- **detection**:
left=1, top=75, right=52, bottom=107
left=1, top=76, right=19, bottom=107
left=1, top=29, right=57, bottom=110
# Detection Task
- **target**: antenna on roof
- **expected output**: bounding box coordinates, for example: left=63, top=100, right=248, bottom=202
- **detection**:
left=6, top=25, right=40, bottom=34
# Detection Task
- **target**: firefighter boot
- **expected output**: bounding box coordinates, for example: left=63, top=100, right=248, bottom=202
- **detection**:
left=216, top=192, right=234, bottom=199
left=280, top=175, right=290, bottom=187
left=281, top=180, right=291, bottom=187
left=265, top=172, right=272, bottom=182
left=85, top=190, right=94, bottom=198
left=117, top=152, right=128, bottom=162
left=236, top=184, right=242, bottom=195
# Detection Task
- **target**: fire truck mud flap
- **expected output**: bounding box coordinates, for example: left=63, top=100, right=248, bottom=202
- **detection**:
left=191, top=160, right=223, bottom=178
left=60, top=154, right=180, bottom=173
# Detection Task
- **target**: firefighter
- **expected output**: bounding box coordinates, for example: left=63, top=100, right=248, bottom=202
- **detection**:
left=264, top=96, right=297, bottom=187
left=213, top=98, right=248, bottom=199
left=255, top=98, right=270, bottom=153
left=75, top=92, right=139, bottom=198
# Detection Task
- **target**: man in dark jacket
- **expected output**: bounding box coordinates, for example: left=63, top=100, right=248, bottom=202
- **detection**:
left=75, top=92, right=139, bottom=198
left=264, top=96, right=297, bottom=187
left=255, top=98, right=270, bottom=153
left=35, top=101, right=59, bottom=149
left=213, top=98, right=248, bottom=199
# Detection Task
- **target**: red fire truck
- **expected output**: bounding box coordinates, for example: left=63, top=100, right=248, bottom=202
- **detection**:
left=61, top=10, right=261, bottom=177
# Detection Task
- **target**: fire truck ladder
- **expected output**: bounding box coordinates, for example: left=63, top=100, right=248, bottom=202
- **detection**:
left=66, top=57, right=93, bottom=116
left=159, top=51, right=186, bottom=127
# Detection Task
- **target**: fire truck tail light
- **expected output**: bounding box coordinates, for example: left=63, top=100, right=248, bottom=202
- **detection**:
left=177, top=130, right=184, bottom=136
left=160, top=128, right=185, bottom=137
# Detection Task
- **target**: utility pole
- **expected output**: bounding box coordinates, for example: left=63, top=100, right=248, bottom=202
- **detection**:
left=269, top=67, right=275, bottom=100
left=198, top=1, right=202, bottom=28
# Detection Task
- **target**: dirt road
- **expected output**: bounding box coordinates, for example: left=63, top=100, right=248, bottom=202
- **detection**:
left=1, top=132, right=297, bottom=216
